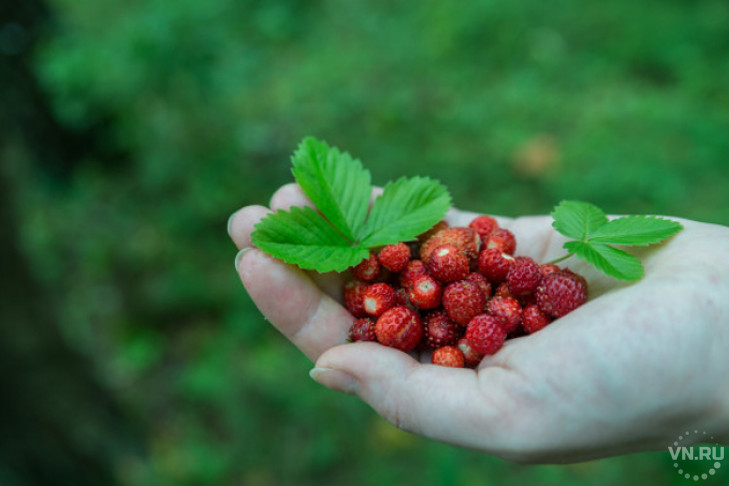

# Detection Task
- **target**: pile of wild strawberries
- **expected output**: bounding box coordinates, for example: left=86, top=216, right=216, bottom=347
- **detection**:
left=343, top=216, right=588, bottom=368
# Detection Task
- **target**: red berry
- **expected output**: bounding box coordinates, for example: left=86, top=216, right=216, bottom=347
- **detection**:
left=375, top=306, right=423, bottom=352
left=348, top=318, right=377, bottom=342
left=466, top=314, right=507, bottom=355
left=468, top=215, right=499, bottom=240
left=420, top=227, right=481, bottom=262
left=417, top=220, right=450, bottom=244
left=363, top=282, right=397, bottom=317
left=540, top=263, right=561, bottom=276
left=432, top=346, right=465, bottom=368
left=506, top=256, right=542, bottom=296
left=494, top=281, right=513, bottom=298
left=457, top=337, right=484, bottom=368
left=423, top=310, right=461, bottom=348
left=466, top=272, right=492, bottom=299
left=442, top=280, right=487, bottom=326
left=477, top=248, right=515, bottom=284
left=352, top=253, right=381, bottom=282
left=485, top=228, right=516, bottom=255
left=487, top=296, right=522, bottom=333
left=426, top=244, right=470, bottom=283
left=522, top=305, right=551, bottom=334
left=377, top=242, right=411, bottom=272
left=535, top=271, right=588, bottom=318
left=343, top=280, right=369, bottom=317
left=407, top=274, right=443, bottom=309
left=399, top=259, right=428, bottom=288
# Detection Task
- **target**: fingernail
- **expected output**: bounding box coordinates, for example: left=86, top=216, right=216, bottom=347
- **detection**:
left=309, top=367, right=359, bottom=395
left=227, top=211, right=238, bottom=237
left=234, top=247, right=252, bottom=272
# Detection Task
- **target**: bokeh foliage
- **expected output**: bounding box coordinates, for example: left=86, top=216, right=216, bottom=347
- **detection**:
left=7, top=0, right=729, bottom=484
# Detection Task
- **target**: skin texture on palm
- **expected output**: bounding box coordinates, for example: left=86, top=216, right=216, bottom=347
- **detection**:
left=229, top=183, right=729, bottom=463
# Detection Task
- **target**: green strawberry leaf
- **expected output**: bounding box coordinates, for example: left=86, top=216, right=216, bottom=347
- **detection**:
left=251, top=138, right=451, bottom=273
left=551, top=200, right=608, bottom=240
left=251, top=206, right=370, bottom=273
left=564, top=240, right=644, bottom=281
left=588, top=215, right=683, bottom=246
left=359, top=176, right=452, bottom=248
left=291, top=137, right=372, bottom=242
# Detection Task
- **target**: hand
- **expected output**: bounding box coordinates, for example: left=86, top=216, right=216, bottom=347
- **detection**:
left=228, top=183, right=729, bottom=463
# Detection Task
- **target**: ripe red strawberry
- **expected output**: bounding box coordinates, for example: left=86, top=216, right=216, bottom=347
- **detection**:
left=468, top=215, right=499, bottom=240
left=423, top=310, right=461, bottom=348
left=442, top=280, right=487, bottom=326
left=522, top=305, right=551, bottom=334
left=535, top=271, right=588, bottom=318
left=426, top=244, right=470, bottom=283
left=348, top=318, right=377, bottom=342
left=506, top=256, right=542, bottom=296
left=432, top=346, right=465, bottom=368
left=494, top=281, right=513, bottom=298
left=487, top=296, right=522, bottom=333
left=375, top=306, right=423, bottom=352
left=343, top=280, right=368, bottom=317
left=420, top=227, right=481, bottom=262
left=540, top=263, right=561, bottom=276
left=485, top=228, right=516, bottom=255
left=407, top=274, right=442, bottom=310
left=456, top=337, right=484, bottom=368
left=363, top=282, right=397, bottom=317
left=352, top=252, right=382, bottom=282
left=377, top=242, right=411, bottom=272
left=466, top=272, right=492, bottom=299
left=417, top=220, right=450, bottom=244
left=399, top=259, right=428, bottom=288
left=562, top=267, right=589, bottom=289
left=466, top=314, right=507, bottom=355
left=477, top=248, right=515, bottom=284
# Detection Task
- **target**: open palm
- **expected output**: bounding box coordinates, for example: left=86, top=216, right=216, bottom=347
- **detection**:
left=229, top=183, right=729, bottom=463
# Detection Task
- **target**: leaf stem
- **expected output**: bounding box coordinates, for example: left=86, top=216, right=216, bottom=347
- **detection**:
left=546, top=253, right=573, bottom=265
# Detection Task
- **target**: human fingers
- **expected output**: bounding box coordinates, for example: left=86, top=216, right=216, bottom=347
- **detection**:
left=236, top=248, right=352, bottom=362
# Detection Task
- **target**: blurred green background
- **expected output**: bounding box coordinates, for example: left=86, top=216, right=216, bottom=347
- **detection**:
left=1, top=0, right=728, bottom=485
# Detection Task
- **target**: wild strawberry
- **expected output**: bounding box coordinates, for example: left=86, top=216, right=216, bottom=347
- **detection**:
left=343, top=280, right=368, bottom=317
left=423, top=310, right=461, bottom=348
left=426, top=244, right=470, bottom=283
left=562, top=267, right=589, bottom=289
left=348, top=318, right=377, bottom=342
left=456, top=337, right=484, bottom=368
left=466, top=314, right=507, bottom=355
left=485, top=228, right=516, bottom=255
left=432, top=346, right=465, bottom=368
left=535, top=271, right=588, bottom=318
left=494, top=281, right=513, bottom=298
left=468, top=215, right=499, bottom=240
left=352, top=252, right=381, bottom=282
left=466, top=272, right=492, bottom=299
left=517, top=292, right=538, bottom=308
left=442, top=280, right=487, bottom=326
left=477, top=248, right=515, bottom=284
left=363, top=282, right=397, bottom=317
left=420, top=227, right=481, bottom=262
left=377, top=242, right=411, bottom=272
left=522, top=305, right=551, bottom=334
left=399, top=259, right=428, bottom=288
left=487, top=296, right=522, bottom=333
left=418, top=220, right=450, bottom=244
left=506, top=256, right=542, bottom=296
left=407, top=273, right=442, bottom=310
left=375, top=306, right=423, bottom=352
left=540, top=263, right=561, bottom=276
